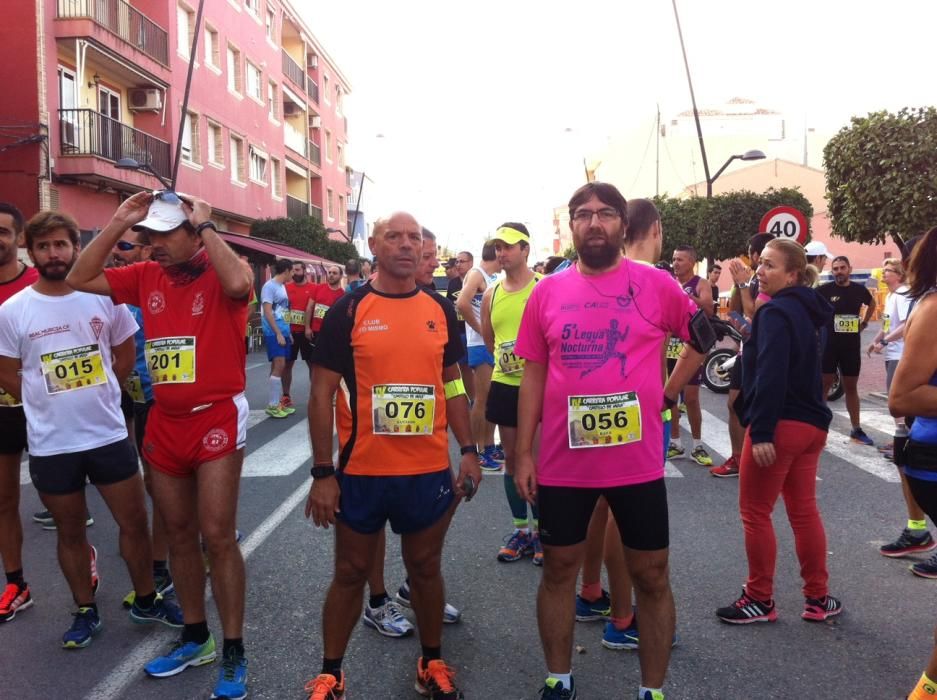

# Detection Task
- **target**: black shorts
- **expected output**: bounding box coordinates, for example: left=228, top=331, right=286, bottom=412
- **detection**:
left=729, top=359, right=743, bottom=391
left=133, top=400, right=154, bottom=456
left=0, top=406, right=27, bottom=455
left=485, top=381, right=519, bottom=428
left=666, top=358, right=702, bottom=387
left=120, top=390, right=134, bottom=422
left=336, top=468, right=455, bottom=535
left=537, top=478, right=669, bottom=550
left=29, top=437, right=139, bottom=495
left=289, top=331, right=314, bottom=362
left=822, top=339, right=861, bottom=377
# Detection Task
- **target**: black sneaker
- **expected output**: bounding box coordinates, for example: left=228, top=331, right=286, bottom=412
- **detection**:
left=802, top=594, right=843, bottom=621
left=540, top=677, right=577, bottom=699
left=38, top=511, right=94, bottom=529
left=716, top=589, right=777, bottom=624
left=880, top=529, right=937, bottom=558
left=912, top=551, right=937, bottom=579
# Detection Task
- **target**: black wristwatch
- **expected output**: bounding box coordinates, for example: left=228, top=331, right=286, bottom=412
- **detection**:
left=195, top=221, right=217, bottom=236
left=663, top=394, right=678, bottom=410
left=310, top=464, right=336, bottom=479
left=880, top=339, right=890, bottom=346
left=460, top=445, right=478, bottom=456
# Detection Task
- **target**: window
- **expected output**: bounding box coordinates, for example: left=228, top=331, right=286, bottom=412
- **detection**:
left=208, top=122, right=223, bottom=165
left=226, top=45, right=242, bottom=93
left=230, top=134, right=245, bottom=182
left=265, top=8, right=276, bottom=40
left=176, top=4, right=195, bottom=58
left=245, top=0, right=260, bottom=16
left=336, top=142, right=344, bottom=169
left=324, top=129, right=332, bottom=162
left=322, top=74, right=330, bottom=104
left=267, top=82, right=278, bottom=120
left=270, top=157, right=281, bottom=197
left=327, top=188, right=334, bottom=220
left=249, top=146, right=267, bottom=183
left=339, top=195, right=346, bottom=223
left=335, top=86, right=343, bottom=115
left=246, top=61, right=262, bottom=101
left=204, top=26, right=219, bottom=68
left=181, top=112, right=200, bottom=164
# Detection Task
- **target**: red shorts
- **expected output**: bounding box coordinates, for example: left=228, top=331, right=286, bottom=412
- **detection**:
left=143, top=393, right=248, bottom=477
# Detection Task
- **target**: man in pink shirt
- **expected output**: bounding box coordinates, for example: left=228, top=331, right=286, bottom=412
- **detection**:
left=513, top=182, right=708, bottom=700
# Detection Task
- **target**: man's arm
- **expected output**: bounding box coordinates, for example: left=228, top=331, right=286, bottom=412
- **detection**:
left=304, top=297, right=316, bottom=339
left=111, top=336, right=135, bottom=387
left=262, top=301, right=286, bottom=346
left=480, top=285, right=495, bottom=354
left=664, top=345, right=706, bottom=402
left=0, top=356, right=22, bottom=402
left=305, top=365, right=342, bottom=527
left=456, top=269, right=483, bottom=335
left=443, top=363, right=481, bottom=497
left=515, top=359, right=546, bottom=504
left=68, top=191, right=153, bottom=296
left=692, top=278, right=714, bottom=317
left=861, top=292, right=877, bottom=330
left=890, top=297, right=937, bottom=418
left=180, top=195, right=252, bottom=299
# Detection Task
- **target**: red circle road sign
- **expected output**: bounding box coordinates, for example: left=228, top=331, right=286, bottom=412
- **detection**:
left=760, top=206, right=808, bottom=245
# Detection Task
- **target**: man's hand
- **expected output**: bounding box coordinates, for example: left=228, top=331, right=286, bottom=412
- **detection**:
left=751, top=442, right=776, bottom=468
left=305, top=327, right=314, bottom=341
left=728, top=259, right=752, bottom=286
left=514, top=451, right=537, bottom=504
left=305, top=477, right=341, bottom=528
left=867, top=341, right=882, bottom=357
left=455, top=452, right=481, bottom=500
left=276, top=332, right=287, bottom=347
left=111, top=191, right=153, bottom=229
left=177, top=193, right=212, bottom=227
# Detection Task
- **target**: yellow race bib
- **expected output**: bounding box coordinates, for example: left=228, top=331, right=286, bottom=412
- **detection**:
left=145, top=337, right=196, bottom=384
left=882, top=313, right=891, bottom=334
left=372, top=384, right=435, bottom=436
left=40, top=344, right=108, bottom=394
left=0, top=386, right=21, bottom=407
left=127, top=371, right=145, bottom=403
left=833, top=314, right=859, bottom=333
left=568, top=391, right=642, bottom=448
left=313, top=304, right=329, bottom=320
left=497, top=340, right=524, bottom=375
left=666, top=337, right=684, bottom=360
left=287, top=309, right=306, bottom=326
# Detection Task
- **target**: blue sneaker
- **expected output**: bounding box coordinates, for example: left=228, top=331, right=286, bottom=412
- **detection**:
left=144, top=636, right=217, bottom=678
left=575, top=590, right=610, bottom=622
left=62, top=607, right=102, bottom=649
left=479, top=448, right=502, bottom=472
left=497, top=529, right=533, bottom=562
left=211, top=647, right=248, bottom=700
left=850, top=427, right=875, bottom=446
left=602, top=617, right=639, bottom=650
left=486, top=444, right=505, bottom=463
left=540, top=677, right=577, bottom=699
left=130, top=593, right=184, bottom=627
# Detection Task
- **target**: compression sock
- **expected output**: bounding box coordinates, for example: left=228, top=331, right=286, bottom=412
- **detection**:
left=182, top=620, right=211, bottom=645
left=78, top=602, right=98, bottom=613
left=909, top=519, right=928, bottom=532
left=321, top=657, right=343, bottom=677
left=580, top=582, right=603, bottom=601
left=153, top=560, right=169, bottom=578
left=504, top=475, right=530, bottom=523
left=5, top=569, right=24, bottom=587
left=223, top=638, right=244, bottom=657
left=268, top=376, right=283, bottom=407
left=368, top=592, right=389, bottom=608
left=692, top=438, right=702, bottom=449
left=547, top=673, right=572, bottom=690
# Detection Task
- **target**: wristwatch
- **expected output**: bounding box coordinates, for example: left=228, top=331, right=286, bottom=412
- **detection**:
left=460, top=445, right=478, bottom=456
left=310, top=464, right=336, bottom=479
left=880, top=339, right=890, bottom=346
left=736, top=282, right=750, bottom=289
left=195, top=221, right=217, bottom=236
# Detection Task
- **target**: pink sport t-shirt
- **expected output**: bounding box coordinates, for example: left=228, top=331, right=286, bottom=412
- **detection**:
left=515, top=259, right=697, bottom=488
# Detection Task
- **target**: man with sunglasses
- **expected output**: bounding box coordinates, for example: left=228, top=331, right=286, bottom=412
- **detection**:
left=67, top=190, right=253, bottom=700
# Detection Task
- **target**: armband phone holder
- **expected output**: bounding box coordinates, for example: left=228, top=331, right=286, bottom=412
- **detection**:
left=688, top=309, right=717, bottom=354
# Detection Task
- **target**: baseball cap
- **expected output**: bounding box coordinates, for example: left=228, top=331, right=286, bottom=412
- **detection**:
left=804, top=240, right=831, bottom=257
left=490, top=225, right=530, bottom=246
left=132, top=193, right=188, bottom=233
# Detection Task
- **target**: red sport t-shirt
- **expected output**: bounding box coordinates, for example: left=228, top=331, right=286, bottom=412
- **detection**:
left=105, top=250, right=248, bottom=415
left=310, top=284, right=345, bottom=333
left=0, top=264, right=39, bottom=304
left=285, top=280, right=317, bottom=333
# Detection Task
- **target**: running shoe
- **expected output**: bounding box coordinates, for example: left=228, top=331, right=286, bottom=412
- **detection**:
left=666, top=442, right=685, bottom=460
left=478, top=449, right=502, bottom=472
left=280, top=395, right=294, bottom=408
left=305, top=672, right=346, bottom=700
left=278, top=401, right=297, bottom=416
left=602, top=618, right=639, bottom=650
left=395, top=581, right=461, bottom=624
left=880, top=529, right=937, bottom=558
left=911, top=552, right=937, bottom=579
left=539, top=677, right=577, bottom=699
left=802, top=594, right=843, bottom=621
left=144, top=636, right=217, bottom=677
left=362, top=598, right=414, bottom=637
left=690, top=445, right=713, bottom=466
left=130, top=594, right=184, bottom=627
left=716, top=590, right=777, bottom=624
left=575, top=590, right=611, bottom=621
left=850, top=427, right=875, bottom=446
left=36, top=511, right=94, bottom=529
left=638, top=691, right=664, bottom=700
left=492, top=444, right=506, bottom=462
left=0, top=582, right=33, bottom=622
left=62, top=606, right=102, bottom=649
left=90, top=545, right=99, bottom=594
left=497, top=529, right=534, bottom=562
left=211, top=646, right=248, bottom=700
left=710, top=455, right=740, bottom=478
left=415, top=657, right=462, bottom=699
left=265, top=404, right=289, bottom=418
left=123, top=571, right=174, bottom=609
left=878, top=442, right=894, bottom=454
left=531, top=531, right=544, bottom=567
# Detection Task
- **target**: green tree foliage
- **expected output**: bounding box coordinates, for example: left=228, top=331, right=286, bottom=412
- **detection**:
left=250, top=217, right=358, bottom=264
left=823, top=107, right=937, bottom=245
left=653, top=188, right=813, bottom=261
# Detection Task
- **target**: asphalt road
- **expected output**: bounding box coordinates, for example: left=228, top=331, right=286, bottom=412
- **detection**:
left=2, top=325, right=928, bottom=700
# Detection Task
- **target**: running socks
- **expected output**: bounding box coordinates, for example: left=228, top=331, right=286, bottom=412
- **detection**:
left=183, top=620, right=211, bottom=645
left=5, top=568, right=24, bottom=587
left=580, top=582, right=603, bottom=601
left=135, top=591, right=157, bottom=610
left=910, top=519, right=928, bottom=532
left=504, top=475, right=530, bottom=523
left=369, top=592, right=390, bottom=609
left=910, top=673, right=937, bottom=700
left=421, top=645, right=441, bottom=663
left=223, top=638, right=244, bottom=657
left=321, top=657, right=343, bottom=677
left=547, top=672, right=572, bottom=689
left=611, top=614, right=634, bottom=630
left=638, top=686, right=664, bottom=700
left=269, top=376, right=283, bottom=407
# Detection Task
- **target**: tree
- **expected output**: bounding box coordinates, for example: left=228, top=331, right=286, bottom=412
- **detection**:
left=824, top=107, right=937, bottom=246
left=250, top=216, right=357, bottom=264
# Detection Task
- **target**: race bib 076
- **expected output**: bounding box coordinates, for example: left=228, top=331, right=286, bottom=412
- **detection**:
left=568, top=391, right=642, bottom=448
left=834, top=314, right=860, bottom=333
left=145, top=337, right=196, bottom=384
left=40, top=344, right=108, bottom=395
left=372, top=384, right=435, bottom=436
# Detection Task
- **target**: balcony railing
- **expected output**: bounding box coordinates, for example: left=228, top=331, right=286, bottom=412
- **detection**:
left=308, top=79, right=319, bottom=105
left=310, top=205, right=322, bottom=222
left=281, top=50, right=306, bottom=95
left=57, top=0, right=168, bottom=65
left=58, top=108, right=171, bottom=180
left=309, top=141, right=321, bottom=167
left=284, top=125, right=306, bottom=158
left=286, top=195, right=309, bottom=220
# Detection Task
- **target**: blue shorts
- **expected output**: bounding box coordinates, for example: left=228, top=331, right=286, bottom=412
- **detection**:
left=264, top=333, right=292, bottom=360
left=458, top=333, right=468, bottom=365
left=467, top=344, right=494, bottom=368
left=336, top=469, right=455, bottom=535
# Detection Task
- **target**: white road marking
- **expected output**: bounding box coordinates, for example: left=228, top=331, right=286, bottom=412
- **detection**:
left=664, top=461, right=684, bottom=478
left=245, top=361, right=266, bottom=370
left=19, top=457, right=28, bottom=486
left=835, top=409, right=897, bottom=436
left=242, top=421, right=312, bottom=477
left=246, top=409, right=269, bottom=431
left=823, top=429, right=899, bottom=482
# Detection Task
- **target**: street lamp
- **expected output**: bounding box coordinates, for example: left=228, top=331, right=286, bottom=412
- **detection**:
left=115, top=157, right=173, bottom=190
left=324, top=226, right=349, bottom=241
left=707, top=149, right=766, bottom=197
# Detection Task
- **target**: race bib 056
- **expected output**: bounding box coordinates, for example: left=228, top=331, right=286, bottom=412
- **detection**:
left=568, top=391, right=642, bottom=448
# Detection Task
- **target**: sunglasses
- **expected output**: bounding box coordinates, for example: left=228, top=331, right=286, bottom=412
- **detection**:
left=153, top=190, right=183, bottom=205
left=115, top=241, right=145, bottom=251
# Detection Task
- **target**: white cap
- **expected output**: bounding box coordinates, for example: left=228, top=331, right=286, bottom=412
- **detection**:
left=805, top=240, right=831, bottom=257
left=132, top=197, right=188, bottom=233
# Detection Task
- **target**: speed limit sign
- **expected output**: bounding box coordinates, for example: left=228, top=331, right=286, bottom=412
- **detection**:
left=760, top=206, right=808, bottom=245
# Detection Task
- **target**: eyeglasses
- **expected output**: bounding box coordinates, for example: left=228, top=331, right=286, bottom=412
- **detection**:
left=456, top=258, right=471, bottom=264
left=571, top=208, right=621, bottom=223
left=883, top=268, right=898, bottom=275
left=115, top=241, right=145, bottom=251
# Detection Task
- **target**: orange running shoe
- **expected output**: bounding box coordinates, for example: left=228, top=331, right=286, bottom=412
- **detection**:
left=415, top=657, right=462, bottom=699
left=0, top=582, right=33, bottom=622
left=304, top=671, right=345, bottom=700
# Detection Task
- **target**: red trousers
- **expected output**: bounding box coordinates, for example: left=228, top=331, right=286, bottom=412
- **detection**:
left=739, top=420, right=829, bottom=601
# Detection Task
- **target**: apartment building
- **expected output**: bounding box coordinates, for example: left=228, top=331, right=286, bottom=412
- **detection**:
left=0, top=0, right=352, bottom=241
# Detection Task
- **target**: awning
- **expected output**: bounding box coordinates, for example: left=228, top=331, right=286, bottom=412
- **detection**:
left=218, top=231, right=340, bottom=268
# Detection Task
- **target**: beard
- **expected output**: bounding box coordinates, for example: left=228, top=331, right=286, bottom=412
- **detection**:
left=292, top=274, right=306, bottom=283
left=577, top=226, right=623, bottom=269
left=0, top=242, right=15, bottom=267
left=36, top=254, right=76, bottom=281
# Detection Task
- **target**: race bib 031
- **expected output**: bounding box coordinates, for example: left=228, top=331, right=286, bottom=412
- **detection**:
left=834, top=314, right=860, bottom=333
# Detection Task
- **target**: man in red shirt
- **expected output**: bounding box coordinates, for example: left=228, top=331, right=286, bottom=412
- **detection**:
left=0, top=202, right=39, bottom=623
left=282, top=261, right=317, bottom=406
left=305, top=264, right=344, bottom=344
left=67, top=191, right=253, bottom=700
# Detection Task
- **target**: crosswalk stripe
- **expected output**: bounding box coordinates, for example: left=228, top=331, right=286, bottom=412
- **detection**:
left=835, top=409, right=897, bottom=436
left=242, top=420, right=311, bottom=477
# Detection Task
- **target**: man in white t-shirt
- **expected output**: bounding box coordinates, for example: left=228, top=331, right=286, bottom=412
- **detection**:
left=0, top=210, right=181, bottom=650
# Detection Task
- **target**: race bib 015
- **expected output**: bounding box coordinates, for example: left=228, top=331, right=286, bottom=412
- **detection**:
left=40, top=344, right=107, bottom=395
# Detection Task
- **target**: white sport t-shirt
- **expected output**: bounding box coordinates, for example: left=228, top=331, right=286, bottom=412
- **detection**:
left=883, top=285, right=911, bottom=362
left=0, top=288, right=138, bottom=456
left=465, top=267, right=500, bottom=348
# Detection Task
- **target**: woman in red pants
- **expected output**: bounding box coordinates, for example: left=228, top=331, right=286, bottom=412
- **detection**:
left=716, top=238, right=842, bottom=624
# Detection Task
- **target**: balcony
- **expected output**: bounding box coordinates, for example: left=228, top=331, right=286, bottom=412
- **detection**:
left=56, top=0, right=168, bottom=66
left=308, top=79, right=319, bottom=105
left=310, top=205, right=322, bottom=222
left=286, top=195, right=309, bottom=220
left=309, top=141, right=321, bottom=167
left=281, top=50, right=306, bottom=96
left=284, top=125, right=307, bottom=158
left=58, top=108, right=171, bottom=180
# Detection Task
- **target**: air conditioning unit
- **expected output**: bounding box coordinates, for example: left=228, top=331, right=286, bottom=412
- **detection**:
left=307, top=54, right=318, bottom=69
left=310, top=116, right=321, bottom=128
left=128, top=88, right=162, bottom=111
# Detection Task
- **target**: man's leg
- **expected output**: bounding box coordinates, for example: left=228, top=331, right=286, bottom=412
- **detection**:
left=96, top=472, right=156, bottom=596
left=843, top=375, right=861, bottom=429
left=605, top=513, right=633, bottom=622
left=727, top=389, right=743, bottom=457
left=366, top=527, right=387, bottom=598
left=624, top=546, right=673, bottom=687
left=268, top=356, right=286, bottom=409
left=39, top=489, right=95, bottom=605
left=460, top=361, right=475, bottom=404
left=282, top=359, right=295, bottom=398
left=470, top=362, right=493, bottom=450
left=685, top=385, right=702, bottom=440
left=0, top=453, right=23, bottom=577
left=539, top=541, right=587, bottom=672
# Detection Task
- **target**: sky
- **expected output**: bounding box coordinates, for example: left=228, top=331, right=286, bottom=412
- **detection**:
left=297, top=0, right=937, bottom=256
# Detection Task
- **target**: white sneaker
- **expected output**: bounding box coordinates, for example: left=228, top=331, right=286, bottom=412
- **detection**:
left=362, top=599, right=414, bottom=637
left=395, top=581, right=462, bottom=624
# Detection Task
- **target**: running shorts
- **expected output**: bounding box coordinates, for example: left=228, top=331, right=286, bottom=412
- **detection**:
left=485, top=380, right=519, bottom=428
left=132, top=400, right=154, bottom=457
left=29, top=437, right=138, bottom=495
left=289, top=331, right=314, bottom=362
left=336, top=468, right=455, bottom=535
left=467, top=344, right=494, bottom=369
left=0, top=406, right=27, bottom=455
left=264, top=333, right=292, bottom=361
left=822, top=339, right=861, bottom=377
left=142, top=393, right=248, bottom=477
